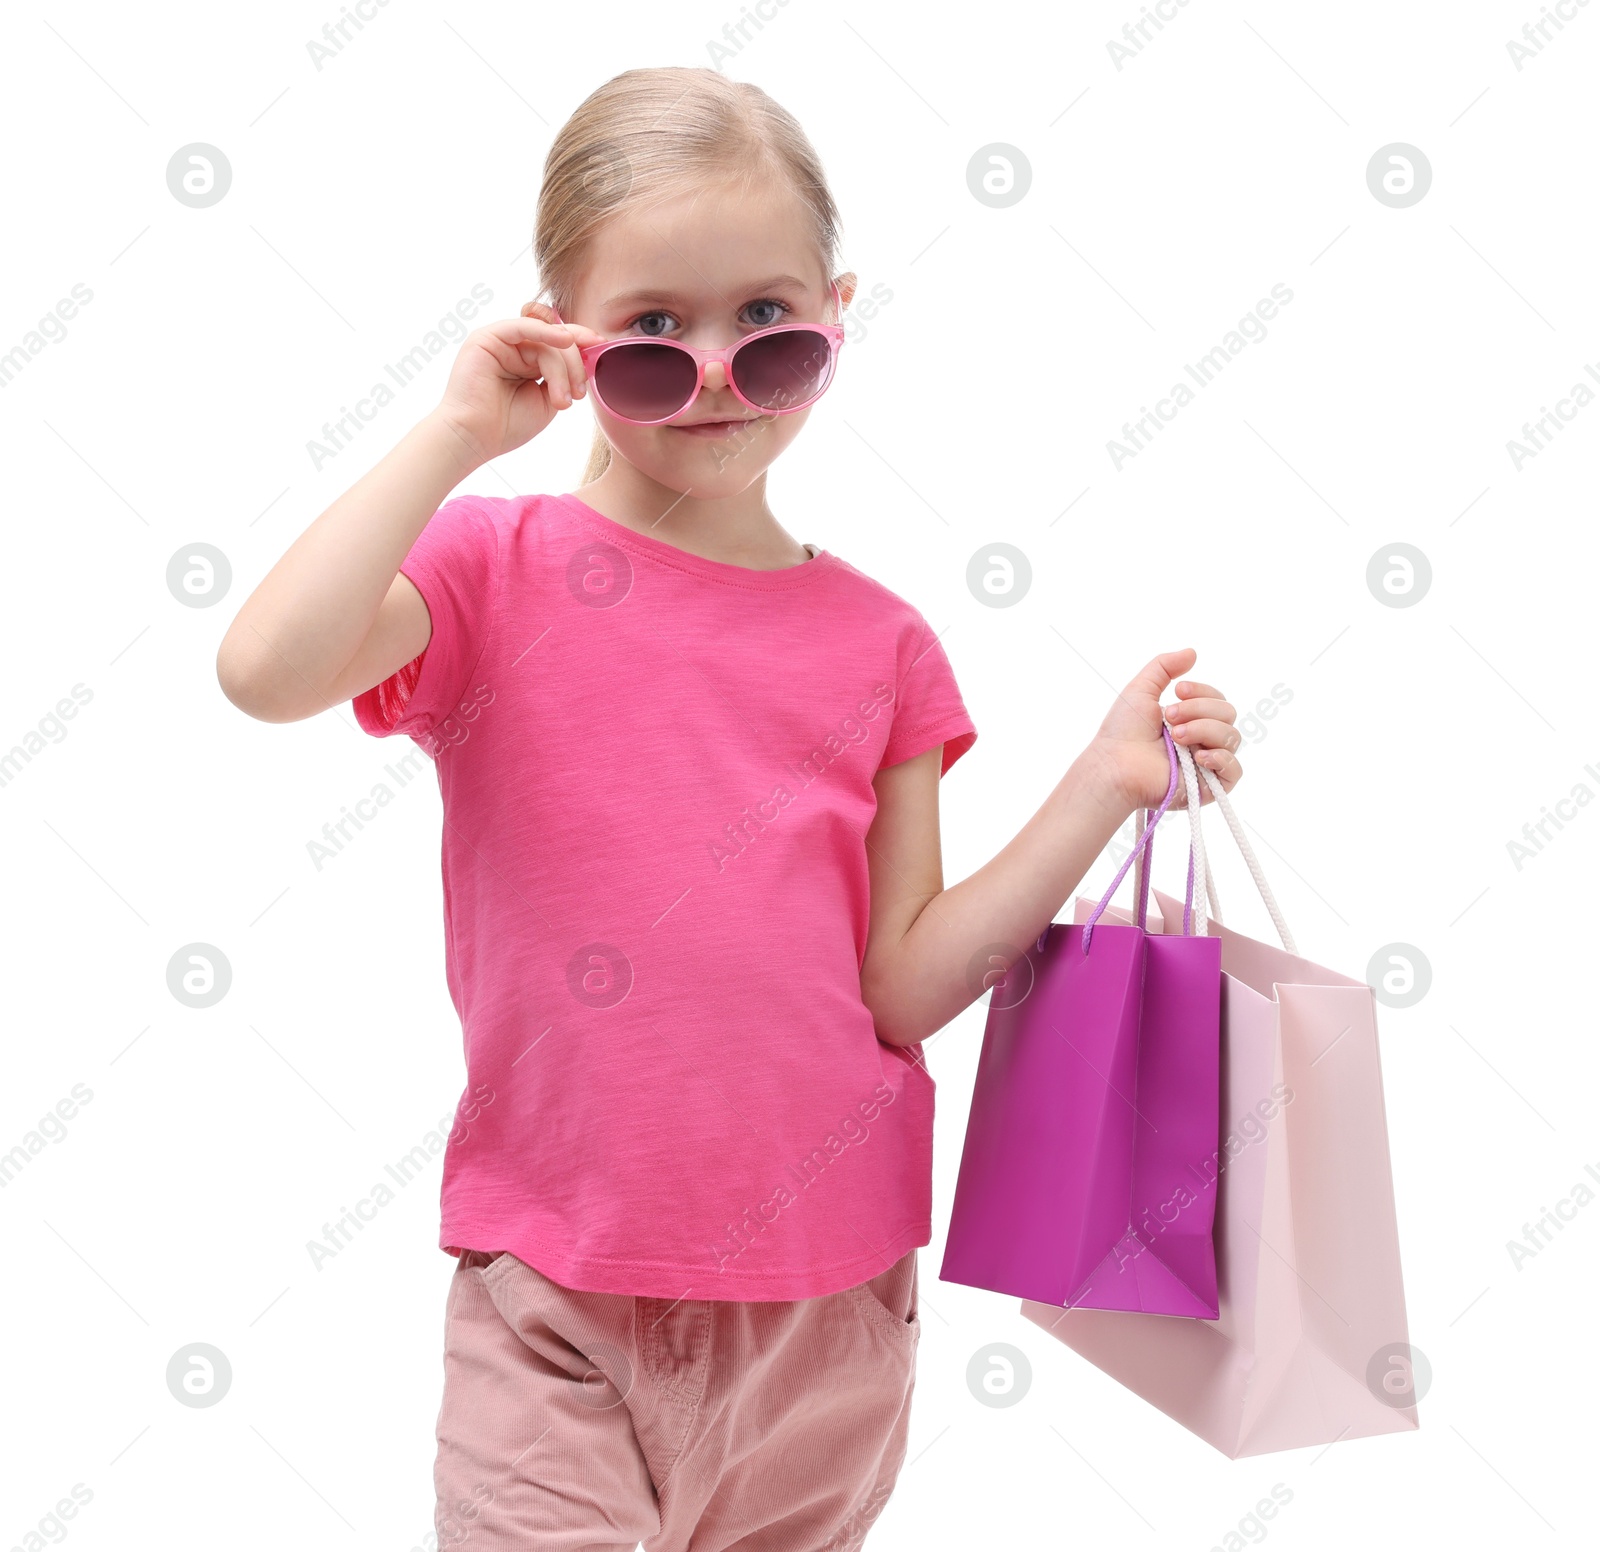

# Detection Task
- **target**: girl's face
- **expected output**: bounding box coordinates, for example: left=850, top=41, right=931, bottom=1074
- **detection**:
left=567, top=176, right=845, bottom=499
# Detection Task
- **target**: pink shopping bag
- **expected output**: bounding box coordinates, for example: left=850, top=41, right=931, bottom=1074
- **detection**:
left=940, top=726, right=1226, bottom=1317
left=1021, top=757, right=1418, bottom=1457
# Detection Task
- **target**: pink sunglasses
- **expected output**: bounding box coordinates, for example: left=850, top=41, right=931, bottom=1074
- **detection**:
left=548, top=281, right=845, bottom=426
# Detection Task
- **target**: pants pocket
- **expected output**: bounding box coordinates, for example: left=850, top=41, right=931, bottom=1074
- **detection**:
left=848, top=1249, right=920, bottom=1347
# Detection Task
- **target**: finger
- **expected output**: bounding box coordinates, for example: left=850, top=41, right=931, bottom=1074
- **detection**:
left=1124, top=648, right=1199, bottom=709
left=480, top=320, right=588, bottom=405
left=489, top=314, right=606, bottom=354
left=473, top=328, right=578, bottom=408
left=513, top=338, right=584, bottom=404
left=1164, top=697, right=1235, bottom=727
left=515, top=304, right=607, bottom=356
left=514, top=311, right=597, bottom=399
left=1173, top=680, right=1222, bottom=700
left=471, top=327, right=549, bottom=382
left=1167, top=716, right=1241, bottom=753
left=473, top=325, right=562, bottom=384
left=1190, top=744, right=1242, bottom=795
left=560, top=339, right=589, bottom=399
left=490, top=313, right=576, bottom=345
left=473, top=319, right=577, bottom=394
left=530, top=343, right=578, bottom=409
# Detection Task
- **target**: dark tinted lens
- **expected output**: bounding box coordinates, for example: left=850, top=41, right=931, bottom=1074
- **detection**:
left=730, top=329, right=833, bottom=411
left=593, top=342, right=698, bottom=421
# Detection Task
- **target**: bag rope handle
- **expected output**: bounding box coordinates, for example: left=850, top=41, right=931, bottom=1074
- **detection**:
left=1040, top=722, right=1298, bottom=958
left=1190, top=757, right=1298, bottom=955
left=1079, top=725, right=1187, bottom=954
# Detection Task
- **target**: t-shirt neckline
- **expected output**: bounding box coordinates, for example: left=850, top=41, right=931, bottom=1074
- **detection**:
left=556, top=492, right=834, bottom=590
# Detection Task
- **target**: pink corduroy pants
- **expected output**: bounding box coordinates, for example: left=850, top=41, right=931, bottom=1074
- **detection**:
left=433, top=1246, right=921, bottom=1552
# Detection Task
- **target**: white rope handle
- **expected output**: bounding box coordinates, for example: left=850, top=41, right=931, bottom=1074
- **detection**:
left=1191, top=757, right=1298, bottom=955
left=1172, top=735, right=1213, bottom=935
left=1180, top=748, right=1226, bottom=926
left=1203, top=851, right=1223, bottom=923
left=1131, top=735, right=1296, bottom=956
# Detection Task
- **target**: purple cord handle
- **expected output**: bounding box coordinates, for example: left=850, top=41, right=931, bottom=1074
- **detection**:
left=1073, top=723, right=1195, bottom=954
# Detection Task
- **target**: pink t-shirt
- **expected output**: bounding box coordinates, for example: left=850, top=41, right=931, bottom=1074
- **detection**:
left=354, top=491, right=977, bottom=1300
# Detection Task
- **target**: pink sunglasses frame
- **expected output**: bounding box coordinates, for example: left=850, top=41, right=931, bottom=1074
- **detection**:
left=548, top=281, right=846, bottom=426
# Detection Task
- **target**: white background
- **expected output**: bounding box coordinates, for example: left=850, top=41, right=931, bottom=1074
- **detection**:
left=2, top=1, right=1594, bottom=1548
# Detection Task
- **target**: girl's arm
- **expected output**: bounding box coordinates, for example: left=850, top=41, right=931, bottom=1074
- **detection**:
left=217, top=415, right=481, bottom=721
left=859, top=649, right=1244, bottom=1048
left=216, top=314, right=599, bottom=722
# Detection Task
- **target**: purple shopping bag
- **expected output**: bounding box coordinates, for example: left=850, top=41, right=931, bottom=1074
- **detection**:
left=940, top=725, right=1224, bottom=1317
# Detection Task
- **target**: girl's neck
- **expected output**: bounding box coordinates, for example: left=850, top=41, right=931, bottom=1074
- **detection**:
left=572, top=464, right=812, bottom=571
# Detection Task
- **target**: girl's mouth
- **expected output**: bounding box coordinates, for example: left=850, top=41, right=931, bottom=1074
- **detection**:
left=670, top=419, right=756, bottom=440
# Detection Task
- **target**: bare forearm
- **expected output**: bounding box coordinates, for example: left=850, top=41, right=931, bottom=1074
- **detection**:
left=216, top=412, right=481, bottom=719
left=868, top=749, right=1134, bottom=1045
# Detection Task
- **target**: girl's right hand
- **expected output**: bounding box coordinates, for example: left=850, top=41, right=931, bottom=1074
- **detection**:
left=430, top=306, right=606, bottom=467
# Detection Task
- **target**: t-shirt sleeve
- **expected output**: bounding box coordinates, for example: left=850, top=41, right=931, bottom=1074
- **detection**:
left=880, top=613, right=977, bottom=776
left=352, top=496, right=501, bottom=741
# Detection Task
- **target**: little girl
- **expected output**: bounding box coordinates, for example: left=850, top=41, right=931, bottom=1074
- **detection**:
left=219, top=64, right=1243, bottom=1552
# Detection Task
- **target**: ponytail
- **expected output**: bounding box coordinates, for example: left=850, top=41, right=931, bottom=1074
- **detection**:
left=580, top=426, right=613, bottom=483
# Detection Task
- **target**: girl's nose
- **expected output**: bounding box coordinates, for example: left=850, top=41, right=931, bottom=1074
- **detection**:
left=703, top=360, right=729, bottom=393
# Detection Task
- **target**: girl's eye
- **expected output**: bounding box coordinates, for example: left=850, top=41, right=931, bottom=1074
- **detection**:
left=625, top=301, right=790, bottom=335
left=744, top=298, right=789, bottom=329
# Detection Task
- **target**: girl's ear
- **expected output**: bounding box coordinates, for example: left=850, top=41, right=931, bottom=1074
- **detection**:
left=833, top=272, right=858, bottom=318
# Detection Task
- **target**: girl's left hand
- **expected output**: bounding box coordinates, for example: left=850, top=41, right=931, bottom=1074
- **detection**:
left=1082, top=647, right=1243, bottom=815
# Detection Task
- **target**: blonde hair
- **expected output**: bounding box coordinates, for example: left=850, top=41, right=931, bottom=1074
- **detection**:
left=533, top=67, right=846, bottom=484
